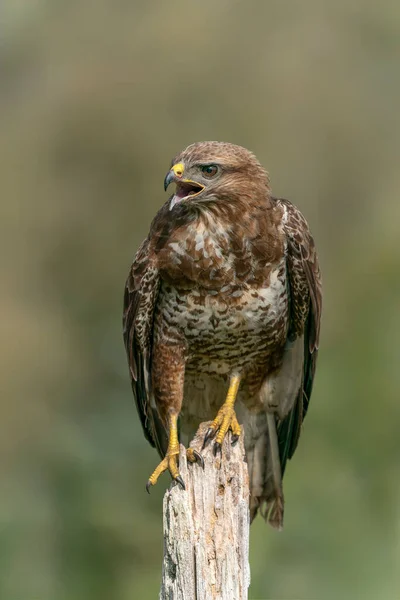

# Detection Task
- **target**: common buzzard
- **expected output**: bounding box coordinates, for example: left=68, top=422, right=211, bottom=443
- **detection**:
left=123, top=141, right=322, bottom=528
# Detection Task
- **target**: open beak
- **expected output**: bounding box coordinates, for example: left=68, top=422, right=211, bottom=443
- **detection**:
left=164, top=163, right=205, bottom=210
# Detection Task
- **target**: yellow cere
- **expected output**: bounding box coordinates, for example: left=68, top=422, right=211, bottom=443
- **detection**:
left=171, top=163, right=184, bottom=177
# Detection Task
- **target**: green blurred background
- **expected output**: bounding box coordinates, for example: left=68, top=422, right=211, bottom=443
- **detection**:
left=1, top=1, right=400, bottom=599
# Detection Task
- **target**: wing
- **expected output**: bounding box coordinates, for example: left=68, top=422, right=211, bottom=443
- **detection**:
left=122, top=238, right=167, bottom=457
left=275, top=198, right=322, bottom=473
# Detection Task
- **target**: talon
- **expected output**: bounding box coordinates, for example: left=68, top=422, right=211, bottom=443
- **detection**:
left=175, top=475, right=186, bottom=490
left=202, top=427, right=216, bottom=449
left=146, top=480, right=152, bottom=494
left=187, top=448, right=205, bottom=469
left=194, top=450, right=205, bottom=469
left=231, top=433, right=239, bottom=446
left=213, top=442, right=222, bottom=456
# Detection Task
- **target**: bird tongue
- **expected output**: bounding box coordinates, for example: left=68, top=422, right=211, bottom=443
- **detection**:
left=169, top=195, right=182, bottom=210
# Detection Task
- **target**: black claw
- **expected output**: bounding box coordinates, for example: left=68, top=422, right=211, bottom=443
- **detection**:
left=202, top=427, right=216, bottom=450
left=175, top=475, right=186, bottom=490
left=146, top=481, right=152, bottom=494
left=213, top=442, right=222, bottom=456
left=192, top=449, right=205, bottom=469
left=231, top=434, right=239, bottom=446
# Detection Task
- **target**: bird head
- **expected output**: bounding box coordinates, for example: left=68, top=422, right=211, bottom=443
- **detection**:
left=164, top=141, right=270, bottom=211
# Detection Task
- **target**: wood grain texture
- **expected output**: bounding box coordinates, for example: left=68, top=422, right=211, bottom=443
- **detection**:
left=160, top=422, right=250, bottom=600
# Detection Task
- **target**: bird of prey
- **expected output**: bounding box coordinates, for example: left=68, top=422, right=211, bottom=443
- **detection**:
left=123, top=141, right=321, bottom=528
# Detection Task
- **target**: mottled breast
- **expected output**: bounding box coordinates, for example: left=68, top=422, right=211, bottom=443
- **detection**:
left=154, top=259, right=289, bottom=378
left=152, top=202, right=288, bottom=379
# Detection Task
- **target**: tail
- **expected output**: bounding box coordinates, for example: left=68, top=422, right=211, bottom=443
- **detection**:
left=242, top=409, right=285, bottom=530
left=245, top=334, right=308, bottom=528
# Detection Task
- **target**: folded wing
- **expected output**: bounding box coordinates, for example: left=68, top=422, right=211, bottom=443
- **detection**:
left=122, top=238, right=167, bottom=457
left=275, top=198, right=322, bottom=473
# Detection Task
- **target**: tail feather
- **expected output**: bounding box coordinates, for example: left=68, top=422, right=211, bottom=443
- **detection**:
left=241, top=408, right=284, bottom=529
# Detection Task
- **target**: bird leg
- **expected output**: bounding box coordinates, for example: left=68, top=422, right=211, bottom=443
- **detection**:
left=203, top=374, right=242, bottom=455
left=146, top=413, right=184, bottom=492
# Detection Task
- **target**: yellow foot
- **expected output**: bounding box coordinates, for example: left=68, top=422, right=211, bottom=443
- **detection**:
left=186, top=447, right=205, bottom=469
left=146, top=441, right=184, bottom=493
left=202, top=404, right=242, bottom=456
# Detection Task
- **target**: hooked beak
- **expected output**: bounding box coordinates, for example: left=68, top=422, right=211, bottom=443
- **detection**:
left=164, top=162, right=185, bottom=191
left=164, top=170, right=175, bottom=191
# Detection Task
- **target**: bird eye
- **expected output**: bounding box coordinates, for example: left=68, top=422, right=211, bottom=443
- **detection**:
left=201, top=164, right=219, bottom=178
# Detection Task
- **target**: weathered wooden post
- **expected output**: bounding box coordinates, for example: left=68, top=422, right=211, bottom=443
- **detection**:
left=159, top=422, right=251, bottom=600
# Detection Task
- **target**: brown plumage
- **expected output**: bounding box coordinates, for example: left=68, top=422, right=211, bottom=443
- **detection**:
left=123, top=141, right=322, bottom=528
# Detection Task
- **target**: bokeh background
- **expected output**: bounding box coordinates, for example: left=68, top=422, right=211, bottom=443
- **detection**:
left=1, top=1, right=400, bottom=599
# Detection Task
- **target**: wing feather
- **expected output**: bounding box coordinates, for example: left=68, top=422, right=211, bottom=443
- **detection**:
left=274, top=198, right=322, bottom=472
left=122, top=239, right=167, bottom=456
